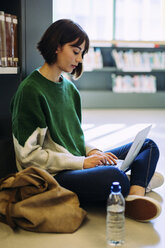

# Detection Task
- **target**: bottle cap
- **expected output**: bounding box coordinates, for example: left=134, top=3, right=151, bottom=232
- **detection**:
left=111, top=182, right=121, bottom=193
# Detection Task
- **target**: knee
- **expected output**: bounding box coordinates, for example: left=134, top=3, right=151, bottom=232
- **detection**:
left=145, top=138, right=160, bottom=159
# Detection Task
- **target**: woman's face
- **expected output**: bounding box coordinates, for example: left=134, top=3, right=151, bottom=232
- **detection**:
left=55, top=39, right=86, bottom=73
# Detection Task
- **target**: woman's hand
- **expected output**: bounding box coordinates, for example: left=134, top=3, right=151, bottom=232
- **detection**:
left=83, top=149, right=118, bottom=169
left=83, top=154, right=105, bottom=169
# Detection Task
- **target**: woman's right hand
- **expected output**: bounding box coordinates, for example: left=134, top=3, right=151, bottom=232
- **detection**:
left=83, top=154, right=105, bottom=169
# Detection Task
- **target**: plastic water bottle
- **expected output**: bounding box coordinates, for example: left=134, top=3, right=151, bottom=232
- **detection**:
left=106, top=182, right=125, bottom=246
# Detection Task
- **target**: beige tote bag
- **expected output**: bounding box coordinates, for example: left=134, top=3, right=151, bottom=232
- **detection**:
left=0, top=166, right=86, bottom=233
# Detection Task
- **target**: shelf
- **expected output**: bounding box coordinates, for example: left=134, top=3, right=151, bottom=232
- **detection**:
left=90, top=40, right=165, bottom=48
left=0, top=67, right=19, bottom=74
left=84, top=67, right=116, bottom=72
left=80, top=91, right=165, bottom=109
left=84, top=67, right=165, bottom=73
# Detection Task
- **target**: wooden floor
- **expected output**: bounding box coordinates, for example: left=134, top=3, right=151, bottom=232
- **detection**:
left=0, top=109, right=165, bottom=248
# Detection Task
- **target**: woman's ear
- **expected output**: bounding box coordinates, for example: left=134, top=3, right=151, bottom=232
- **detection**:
left=56, top=45, right=62, bottom=53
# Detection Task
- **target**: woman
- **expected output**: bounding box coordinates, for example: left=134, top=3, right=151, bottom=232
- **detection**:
left=11, top=19, right=163, bottom=222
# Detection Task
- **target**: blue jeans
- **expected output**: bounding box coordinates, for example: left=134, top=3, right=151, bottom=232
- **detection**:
left=55, top=139, right=159, bottom=203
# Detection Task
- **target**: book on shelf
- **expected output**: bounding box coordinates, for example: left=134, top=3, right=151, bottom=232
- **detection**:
left=12, top=14, right=18, bottom=67
left=0, top=10, right=18, bottom=70
left=5, top=13, right=12, bottom=67
left=112, top=74, right=157, bottom=93
left=0, top=11, right=7, bottom=67
left=112, top=49, right=165, bottom=71
left=83, top=47, right=103, bottom=71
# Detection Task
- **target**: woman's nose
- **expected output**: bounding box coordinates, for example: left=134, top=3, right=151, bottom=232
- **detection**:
left=76, top=53, right=83, bottom=63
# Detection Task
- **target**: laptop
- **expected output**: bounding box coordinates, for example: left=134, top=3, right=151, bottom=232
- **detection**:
left=112, top=125, right=152, bottom=172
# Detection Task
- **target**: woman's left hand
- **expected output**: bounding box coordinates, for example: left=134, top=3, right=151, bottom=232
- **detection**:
left=87, top=149, right=118, bottom=165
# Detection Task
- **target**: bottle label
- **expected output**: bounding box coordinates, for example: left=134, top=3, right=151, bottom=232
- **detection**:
left=107, top=204, right=125, bottom=212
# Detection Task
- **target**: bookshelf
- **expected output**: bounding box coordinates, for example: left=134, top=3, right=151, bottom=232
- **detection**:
left=0, top=0, right=22, bottom=139
left=0, top=2, right=20, bottom=73
left=74, top=43, right=165, bottom=108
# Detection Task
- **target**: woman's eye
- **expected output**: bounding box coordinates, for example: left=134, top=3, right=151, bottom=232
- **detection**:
left=73, top=51, right=79, bottom=55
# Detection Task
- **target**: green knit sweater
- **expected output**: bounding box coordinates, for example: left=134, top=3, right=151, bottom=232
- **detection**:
left=11, top=70, right=95, bottom=174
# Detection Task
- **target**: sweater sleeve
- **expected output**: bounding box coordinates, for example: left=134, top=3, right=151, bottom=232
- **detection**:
left=11, top=83, right=85, bottom=174
left=85, top=142, right=99, bottom=155
left=13, top=128, right=85, bottom=174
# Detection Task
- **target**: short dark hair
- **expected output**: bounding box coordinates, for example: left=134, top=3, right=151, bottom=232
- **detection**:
left=37, top=19, right=89, bottom=79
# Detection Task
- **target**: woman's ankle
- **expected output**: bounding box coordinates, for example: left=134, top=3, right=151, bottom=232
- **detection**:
left=128, top=185, right=145, bottom=196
